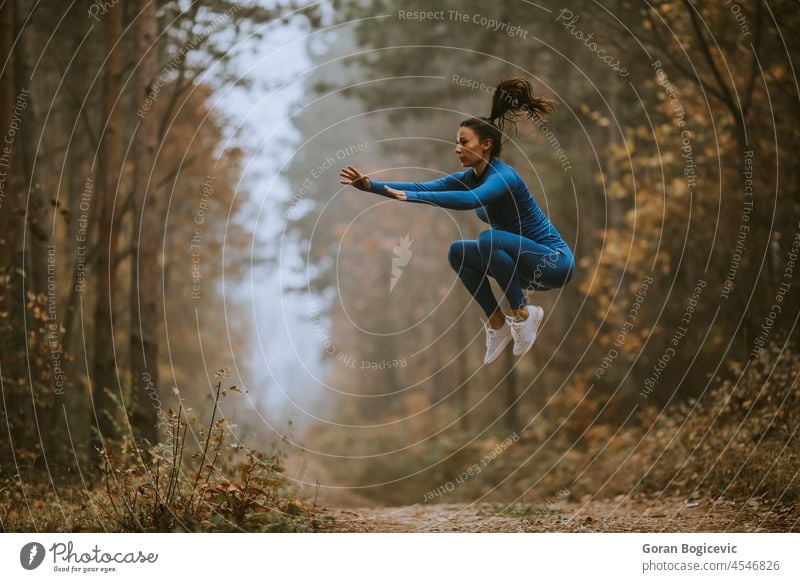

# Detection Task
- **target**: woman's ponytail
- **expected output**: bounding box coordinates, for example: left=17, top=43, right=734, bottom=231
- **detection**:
left=461, top=77, right=556, bottom=158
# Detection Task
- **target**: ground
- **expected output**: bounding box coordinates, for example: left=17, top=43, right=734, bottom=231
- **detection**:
left=320, top=495, right=799, bottom=532
left=284, top=454, right=799, bottom=533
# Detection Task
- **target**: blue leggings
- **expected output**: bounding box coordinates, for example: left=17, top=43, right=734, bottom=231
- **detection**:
left=447, top=230, right=575, bottom=316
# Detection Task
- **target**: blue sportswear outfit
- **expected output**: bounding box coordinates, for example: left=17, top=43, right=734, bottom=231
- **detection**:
left=355, top=157, right=575, bottom=316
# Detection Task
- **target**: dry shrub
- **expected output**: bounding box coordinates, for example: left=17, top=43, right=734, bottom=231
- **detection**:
left=635, top=339, right=800, bottom=501
left=1, top=381, right=330, bottom=532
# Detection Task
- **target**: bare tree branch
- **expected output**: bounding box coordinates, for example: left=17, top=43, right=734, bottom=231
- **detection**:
left=681, top=0, right=737, bottom=112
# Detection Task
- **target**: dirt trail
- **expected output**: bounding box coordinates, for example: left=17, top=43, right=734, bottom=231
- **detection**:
left=320, top=495, right=799, bottom=532
left=283, top=452, right=376, bottom=507
left=285, top=453, right=798, bottom=532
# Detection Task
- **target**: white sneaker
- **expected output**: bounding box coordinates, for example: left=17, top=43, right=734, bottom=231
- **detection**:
left=482, top=319, right=512, bottom=365
left=508, top=306, right=544, bottom=357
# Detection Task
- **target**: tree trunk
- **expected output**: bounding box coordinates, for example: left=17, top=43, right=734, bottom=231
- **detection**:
left=129, top=0, right=160, bottom=448
left=0, top=0, right=18, bottom=278
left=0, top=0, right=23, bottom=469
left=92, top=0, right=125, bottom=451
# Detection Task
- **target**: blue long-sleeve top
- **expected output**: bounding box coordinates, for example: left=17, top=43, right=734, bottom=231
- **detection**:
left=354, top=158, right=569, bottom=249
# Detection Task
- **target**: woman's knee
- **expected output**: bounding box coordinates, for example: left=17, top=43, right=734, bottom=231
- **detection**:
left=476, top=230, right=495, bottom=258
left=447, top=241, right=462, bottom=270
left=448, top=240, right=477, bottom=272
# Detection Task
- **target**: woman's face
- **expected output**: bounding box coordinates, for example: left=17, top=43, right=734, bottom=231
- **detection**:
left=455, top=126, right=491, bottom=168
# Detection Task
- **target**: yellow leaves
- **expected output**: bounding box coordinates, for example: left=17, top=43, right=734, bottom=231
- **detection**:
left=657, top=1, right=674, bottom=15
left=579, top=102, right=610, bottom=126
left=606, top=138, right=636, bottom=164
left=727, top=360, right=744, bottom=375
left=768, top=63, right=786, bottom=80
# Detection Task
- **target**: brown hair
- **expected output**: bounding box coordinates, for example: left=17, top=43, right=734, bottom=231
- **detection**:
left=460, top=77, right=556, bottom=158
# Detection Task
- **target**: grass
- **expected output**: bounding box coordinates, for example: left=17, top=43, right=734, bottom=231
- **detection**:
left=0, top=379, right=332, bottom=533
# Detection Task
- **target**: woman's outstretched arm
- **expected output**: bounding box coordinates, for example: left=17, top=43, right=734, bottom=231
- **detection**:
left=346, top=169, right=469, bottom=199
left=340, top=165, right=473, bottom=200
left=401, top=171, right=512, bottom=210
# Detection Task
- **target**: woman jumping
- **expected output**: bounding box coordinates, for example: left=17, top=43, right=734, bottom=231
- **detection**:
left=339, top=77, right=574, bottom=365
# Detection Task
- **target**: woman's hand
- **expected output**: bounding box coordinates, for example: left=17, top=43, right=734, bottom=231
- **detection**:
left=339, top=165, right=371, bottom=190
left=339, top=166, right=407, bottom=200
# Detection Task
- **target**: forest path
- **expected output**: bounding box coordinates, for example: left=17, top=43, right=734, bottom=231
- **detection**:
left=319, top=495, right=798, bottom=532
